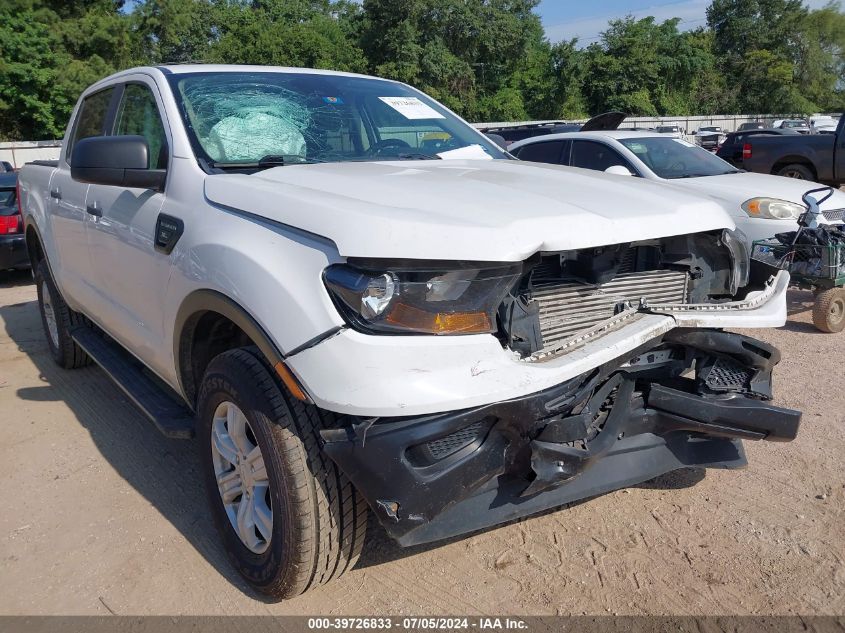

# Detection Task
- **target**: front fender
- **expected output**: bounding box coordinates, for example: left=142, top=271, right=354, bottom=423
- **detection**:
left=162, top=204, right=347, bottom=397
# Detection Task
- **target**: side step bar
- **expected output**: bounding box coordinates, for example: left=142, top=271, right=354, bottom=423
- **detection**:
left=71, top=327, right=195, bottom=439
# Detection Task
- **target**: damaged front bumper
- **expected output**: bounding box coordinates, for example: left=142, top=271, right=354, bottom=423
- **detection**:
left=288, top=270, right=790, bottom=417
left=320, top=328, right=800, bottom=547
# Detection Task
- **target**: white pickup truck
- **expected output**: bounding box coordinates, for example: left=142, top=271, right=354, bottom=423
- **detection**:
left=18, top=64, right=800, bottom=599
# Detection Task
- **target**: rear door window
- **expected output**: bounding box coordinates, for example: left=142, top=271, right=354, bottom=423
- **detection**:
left=571, top=140, right=634, bottom=172
left=66, top=88, right=115, bottom=163
left=514, top=140, right=565, bottom=164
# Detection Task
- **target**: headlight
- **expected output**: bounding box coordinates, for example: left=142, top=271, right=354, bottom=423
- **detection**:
left=741, top=198, right=804, bottom=220
left=324, top=261, right=522, bottom=335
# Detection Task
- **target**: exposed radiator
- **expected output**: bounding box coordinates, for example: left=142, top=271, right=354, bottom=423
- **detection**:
left=530, top=267, right=689, bottom=356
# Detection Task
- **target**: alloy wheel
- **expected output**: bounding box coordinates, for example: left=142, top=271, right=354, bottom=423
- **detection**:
left=210, top=401, right=273, bottom=554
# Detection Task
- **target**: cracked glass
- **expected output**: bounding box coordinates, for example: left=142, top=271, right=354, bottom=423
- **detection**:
left=168, top=71, right=506, bottom=168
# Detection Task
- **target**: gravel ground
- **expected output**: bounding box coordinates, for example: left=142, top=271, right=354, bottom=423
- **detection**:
left=0, top=269, right=843, bottom=616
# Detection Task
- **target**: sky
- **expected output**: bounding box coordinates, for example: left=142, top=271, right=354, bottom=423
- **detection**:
left=539, top=0, right=833, bottom=45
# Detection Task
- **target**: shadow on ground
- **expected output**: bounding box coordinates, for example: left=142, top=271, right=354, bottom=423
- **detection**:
left=0, top=268, right=33, bottom=289
left=782, top=288, right=829, bottom=334
left=0, top=296, right=264, bottom=600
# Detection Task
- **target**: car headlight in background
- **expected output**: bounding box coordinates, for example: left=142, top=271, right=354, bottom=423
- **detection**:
left=324, top=261, right=522, bottom=335
left=741, top=198, right=804, bottom=220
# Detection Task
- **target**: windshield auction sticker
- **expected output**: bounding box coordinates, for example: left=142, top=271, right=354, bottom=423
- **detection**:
left=379, top=96, right=445, bottom=120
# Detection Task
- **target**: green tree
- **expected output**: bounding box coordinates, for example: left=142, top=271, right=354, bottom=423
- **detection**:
left=130, top=0, right=216, bottom=63
left=359, top=0, right=555, bottom=121
left=580, top=16, right=717, bottom=116
left=707, top=0, right=810, bottom=112
left=0, top=0, right=131, bottom=140
left=208, top=0, right=367, bottom=72
left=547, top=40, right=588, bottom=119
left=795, top=2, right=845, bottom=111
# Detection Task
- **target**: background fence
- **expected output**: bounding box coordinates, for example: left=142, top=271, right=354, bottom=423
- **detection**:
left=472, top=113, right=843, bottom=134
left=0, top=141, right=62, bottom=169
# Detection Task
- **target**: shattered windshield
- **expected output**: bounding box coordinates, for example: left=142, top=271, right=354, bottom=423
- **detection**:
left=167, top=71, right=505, bottom=169
left=620, top=137, right=739, bottom=179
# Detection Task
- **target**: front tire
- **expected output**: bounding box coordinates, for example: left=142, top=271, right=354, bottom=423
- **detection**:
left=197, top=348, right=367, bottom=599
left=776, top=163, right=814, bottom=180
left=35, top=260, right=90, bottom=368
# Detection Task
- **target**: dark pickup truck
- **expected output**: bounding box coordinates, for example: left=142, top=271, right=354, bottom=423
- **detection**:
left=741, top=115, right=844, bottom=185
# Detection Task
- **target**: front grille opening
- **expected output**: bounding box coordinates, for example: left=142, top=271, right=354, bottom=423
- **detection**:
left=406, top=418, right=492, bottom=467
left=525, top=246, right=689, bottom=358
left=497, top=232, right=741, bottom=361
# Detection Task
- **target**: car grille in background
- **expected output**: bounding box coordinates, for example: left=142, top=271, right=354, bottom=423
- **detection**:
left=530, top=263, right=689, bottom=357
left=823, top=208, right=845, bottom=222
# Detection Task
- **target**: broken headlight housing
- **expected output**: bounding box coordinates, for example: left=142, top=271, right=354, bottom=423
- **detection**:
left=324, top=261, right=522, bottom=335
left=722, top=228, right=750, bottom=293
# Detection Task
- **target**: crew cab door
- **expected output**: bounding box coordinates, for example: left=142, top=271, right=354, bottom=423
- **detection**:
left=49, top=87, right=116, bottom=306
left=83, top=78, right=172, bottom=362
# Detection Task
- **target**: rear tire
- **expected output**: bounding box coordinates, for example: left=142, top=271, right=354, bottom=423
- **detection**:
left=35, top=260, right=90, bottom=369
left=197, top=348, right=367, bottom=599
left=776, top=164, right=814, bottom=180
left=813, top=288, right=845, bottom=333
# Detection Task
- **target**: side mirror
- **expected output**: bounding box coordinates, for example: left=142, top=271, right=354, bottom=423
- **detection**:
left=605, top=165, right=633, bottom=176
left=71, top=135, right=166, bottom=192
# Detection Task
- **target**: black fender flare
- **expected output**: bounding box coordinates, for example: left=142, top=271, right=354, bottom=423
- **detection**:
left=23, top=216, right=46, bottom=270
left=173, top=289, right=286, bottom=405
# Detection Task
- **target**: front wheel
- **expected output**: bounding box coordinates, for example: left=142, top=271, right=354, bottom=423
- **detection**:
left=197, top=348, right=367, bottom=599
left=813, top=288, right=845, bottom=333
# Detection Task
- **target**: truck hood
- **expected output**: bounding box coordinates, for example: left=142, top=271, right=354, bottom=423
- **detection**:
left=669, top=172, right=845, bottom=218
left=204, top=160, right=735, bottom=260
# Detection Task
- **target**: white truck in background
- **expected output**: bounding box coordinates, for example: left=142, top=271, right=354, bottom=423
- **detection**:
left=18, top=64, right=800, bottom=599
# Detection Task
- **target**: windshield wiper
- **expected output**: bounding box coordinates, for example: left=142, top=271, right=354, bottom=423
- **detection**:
left=673, top=170, right=744, bottom=178
left=206, top=155, right=326, bottom=171
left=395, top=152, right=442, bottom=161
left=257, top=154, right=328, bottom=167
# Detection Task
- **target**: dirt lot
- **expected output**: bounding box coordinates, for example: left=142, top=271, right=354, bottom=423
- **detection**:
left=0, top=269, right=843, bottom=616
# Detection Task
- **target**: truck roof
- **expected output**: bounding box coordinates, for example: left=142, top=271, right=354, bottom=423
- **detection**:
left=94, top=64, right=395, bottom=85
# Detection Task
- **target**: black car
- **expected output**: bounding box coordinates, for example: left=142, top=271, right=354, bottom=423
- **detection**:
left=479, top=112, right=627, bottom=146
left=715, top=128, right=801, bottom=169
left=479, top=122, right=580, bottom=145
left=740, top=117, right=845, bottom=184
left=0, top=172, right=28, bottom=271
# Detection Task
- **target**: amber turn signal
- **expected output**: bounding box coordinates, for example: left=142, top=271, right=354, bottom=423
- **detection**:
left=385, top=302, right=492, bottom=334
left=274, top=361, right=311, bottom=402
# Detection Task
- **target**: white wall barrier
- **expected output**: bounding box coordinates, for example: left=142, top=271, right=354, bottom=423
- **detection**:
left=0, top=141, right=62, bottom=169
